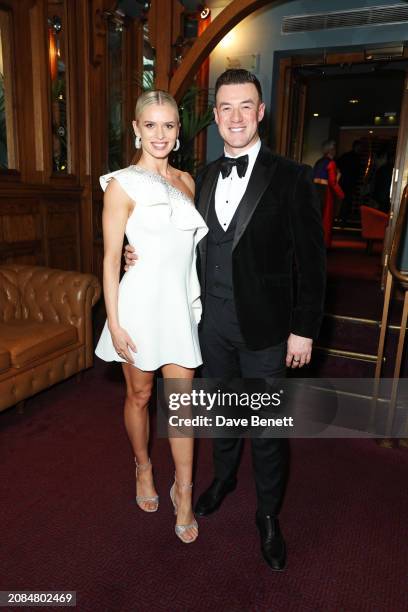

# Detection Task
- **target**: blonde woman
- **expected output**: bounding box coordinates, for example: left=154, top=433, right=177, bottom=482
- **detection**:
left=95, top=91, right=208, bottom=543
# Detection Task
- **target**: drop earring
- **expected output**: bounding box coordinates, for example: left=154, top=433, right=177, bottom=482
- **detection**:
left=173, top=138, right=180, bottom=152
left=135, top=136, right=141, bottom=149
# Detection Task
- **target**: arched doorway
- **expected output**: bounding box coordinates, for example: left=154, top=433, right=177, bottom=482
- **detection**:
left=169, top=0, right=284, bottom=100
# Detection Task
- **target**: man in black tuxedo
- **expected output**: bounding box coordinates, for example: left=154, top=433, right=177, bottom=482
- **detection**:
left=193, top=69, right=326, bottom=571
left=125, top=70, right=325, bottom=570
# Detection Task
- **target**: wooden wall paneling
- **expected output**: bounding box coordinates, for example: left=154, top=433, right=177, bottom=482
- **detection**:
left=291, top=77, right=307, bottom=162
left=148, top=0, right=171, bottom=91
left=89, top=1, right=109, bottom=278
left=89, top=0, right=113, bottom=68
left=0, top=0, right=143, bottom=276
left=124, top=19, right=144, bottom=165
left=29, top=0, right=52, bottom=180
left=13, top=0, right=38, bottom=182
left=90, top=4, right=144, bottom=279
left=0, top=1, right=91, bottom=274
left=325, top=52, right=365, bottom=65
left=194, top=12, right=211, bottom=168
left=64, top=0, right=77, bottom=178
left=274, top=57, right=292, bottom=155
left=45, top=197, right=81, bottom=270
left=0, top=0, right=27, bottom=180
left=0, top=187, right=81, bottom=269
left=0, top=209, right=3, bottom=252
left=149, top=0, right=183, bottom=91
left=88, top=4, right=139, bottom=273
left=123, top=20, right=132, bottom=165
left=2, top=203, right=41, bottom=243
left=47, top=237, right=77, bottom=269
left=293, top=53, right=325, bottom=66
left=0, top=198, right=43, bottom=265
left=77, top=1, right=91, bottom=180
left=90, top=1, right=110, bottom=180
left=92, top=193, right=104, bottom=282
left=172, top=0, right=183, bottom=48
left=39, top=196, right=49, bottom=264
left=74, top=0, right=93, bottom=272
left=78, top=182, right=93, bottom=273
left=0, top=8, right=18, bottom=170
left=47, top=0, right=79, bottom=185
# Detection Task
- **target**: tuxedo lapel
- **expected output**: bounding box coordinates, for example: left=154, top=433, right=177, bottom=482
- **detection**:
left=196, top=159, right=222, bottom=288
left=197, top=160, right=221, bottom=223
left=232, top=146, right=277, bottom=251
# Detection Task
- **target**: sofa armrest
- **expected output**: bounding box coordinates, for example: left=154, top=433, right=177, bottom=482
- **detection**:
left=0, top=267, right=23, bottom=322
left=1, top=266, right=101, bottom=367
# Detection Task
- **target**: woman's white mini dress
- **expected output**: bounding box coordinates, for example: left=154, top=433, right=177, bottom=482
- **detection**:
left=95, top=165, right=208, bottom=371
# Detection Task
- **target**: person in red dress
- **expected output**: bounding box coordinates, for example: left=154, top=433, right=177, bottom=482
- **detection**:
left=313, top=140, right=344, bottom=248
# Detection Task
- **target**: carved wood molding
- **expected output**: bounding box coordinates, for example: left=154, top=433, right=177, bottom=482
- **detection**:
left=0, top=196, right=81, bottom=269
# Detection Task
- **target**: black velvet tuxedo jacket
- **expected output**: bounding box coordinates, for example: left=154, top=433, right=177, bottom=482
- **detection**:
left=196, top=143, right=326, bottom=350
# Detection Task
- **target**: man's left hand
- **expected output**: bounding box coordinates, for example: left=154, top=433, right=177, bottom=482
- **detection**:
left=286, top=334, right=313, bottom=368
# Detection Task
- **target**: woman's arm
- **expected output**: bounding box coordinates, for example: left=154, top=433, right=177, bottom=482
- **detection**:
left=102, top=179, right=136, bottom=362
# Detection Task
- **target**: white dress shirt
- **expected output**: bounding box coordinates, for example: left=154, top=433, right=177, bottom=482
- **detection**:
left=215, top=139, right=262, bottom=231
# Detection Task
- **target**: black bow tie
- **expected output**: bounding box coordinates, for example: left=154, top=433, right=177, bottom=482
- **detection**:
left=220, top=154, right=249, bottom=179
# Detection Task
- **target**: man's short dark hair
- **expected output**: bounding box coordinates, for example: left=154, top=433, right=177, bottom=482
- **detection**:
left=215, top=69, right=263, bottom=102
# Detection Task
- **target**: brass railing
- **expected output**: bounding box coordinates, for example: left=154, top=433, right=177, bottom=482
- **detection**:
left=388, top=183, right=408, bottom=285
left=373, top=183, right=408, bottom=437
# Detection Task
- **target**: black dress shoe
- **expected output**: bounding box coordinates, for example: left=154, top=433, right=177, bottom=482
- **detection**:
left=194, top=478, right=237, bottom=516
left=255, top=512, right=286, bottom=571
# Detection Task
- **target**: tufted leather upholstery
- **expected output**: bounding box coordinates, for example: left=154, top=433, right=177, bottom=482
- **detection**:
left=0, top=265, right=101, bottom=411
left=0, top=347, right=10, bottom=373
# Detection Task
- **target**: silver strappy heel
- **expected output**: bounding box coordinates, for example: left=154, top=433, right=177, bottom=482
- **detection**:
left=170, top=476, right=198, bottom=543
left=135, top=458, right=159, bottom=513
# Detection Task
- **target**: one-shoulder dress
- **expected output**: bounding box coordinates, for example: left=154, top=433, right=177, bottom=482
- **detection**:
left=95, top=165, right=208, bottom=371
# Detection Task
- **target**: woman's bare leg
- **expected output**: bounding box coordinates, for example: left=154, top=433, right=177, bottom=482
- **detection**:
left=122, top=363, right=157, bottom=511
left=162, top=363, right=197, bottom=541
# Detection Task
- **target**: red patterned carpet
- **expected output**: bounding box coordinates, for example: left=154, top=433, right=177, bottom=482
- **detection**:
left=1, top=363, right=408, bottom=612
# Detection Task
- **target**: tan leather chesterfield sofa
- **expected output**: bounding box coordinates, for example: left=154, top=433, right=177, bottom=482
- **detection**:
left=0, top=265, right=101, bottom=412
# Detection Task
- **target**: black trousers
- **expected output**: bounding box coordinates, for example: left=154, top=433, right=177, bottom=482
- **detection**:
left=199, top=294, right=289, bottom=516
